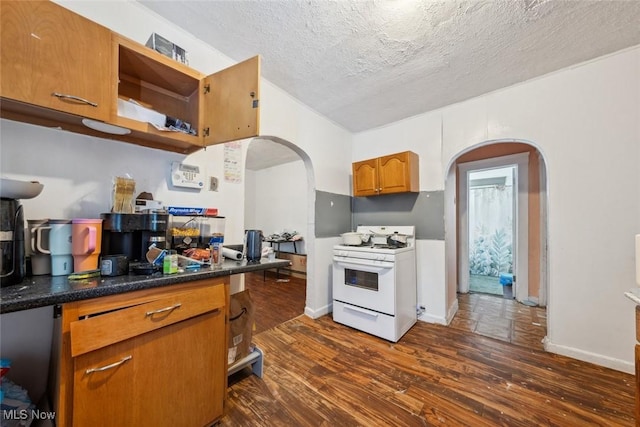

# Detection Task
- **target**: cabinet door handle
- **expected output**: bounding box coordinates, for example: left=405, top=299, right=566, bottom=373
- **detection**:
left=145, top=303, right=182, bottom=317
left=85, top=355, right=132, bottom=374
left=51, top=92, right=98, bottom=107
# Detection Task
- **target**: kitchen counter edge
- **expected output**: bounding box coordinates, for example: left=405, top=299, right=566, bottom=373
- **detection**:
left=0, top=259, right=290, bottom=314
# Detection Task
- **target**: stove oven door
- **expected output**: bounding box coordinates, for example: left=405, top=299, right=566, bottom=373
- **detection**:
left=332, top=256, right=396, bottom=315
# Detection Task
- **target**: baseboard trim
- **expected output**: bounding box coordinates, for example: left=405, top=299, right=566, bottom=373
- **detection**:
left=544, top=338, right=634, bottom=374
left=417, top=299, right=459, bottom=326
left=445, top=298, right=459, bottom=325
left=418, top=312, right=448, bottom=325
left=304, top=302, right=332, bottom=319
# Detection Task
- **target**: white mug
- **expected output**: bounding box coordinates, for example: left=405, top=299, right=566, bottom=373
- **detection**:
left=26, top=219, right=49, bottom=256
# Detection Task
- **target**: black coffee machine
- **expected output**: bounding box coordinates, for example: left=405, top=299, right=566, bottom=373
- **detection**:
left=101, top=212, right=169, bottom=263
left=0, top=198, right=25, bottom=286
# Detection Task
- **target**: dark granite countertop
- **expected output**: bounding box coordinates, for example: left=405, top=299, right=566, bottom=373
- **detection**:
left=0, top=258, right=290, bottom=314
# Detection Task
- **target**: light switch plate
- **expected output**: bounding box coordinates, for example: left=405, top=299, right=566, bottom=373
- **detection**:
left=209, top=176, right=219, bottom=191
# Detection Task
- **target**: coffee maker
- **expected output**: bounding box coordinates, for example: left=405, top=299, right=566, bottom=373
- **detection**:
left=0, top=178, right=44, bottom=286
left=0, top=198, right=25, bottom=286
left=101, top=212, right=169, bottom=263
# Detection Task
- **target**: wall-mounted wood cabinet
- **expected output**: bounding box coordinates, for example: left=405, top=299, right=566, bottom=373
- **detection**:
left=0, top=1, right=260, bottom=154
left=352, top=151, right=419, bottom=196
left=55, top=279, right=228, bottom=427
left=0, top=1, right=113, bottom=122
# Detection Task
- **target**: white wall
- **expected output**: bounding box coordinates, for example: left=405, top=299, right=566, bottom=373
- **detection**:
left=353, top=45, right=640, bottom=373
left=0, top=121, right=247, bottom=242
left=244, top=160, right=308, bottom=253
left=244, top=169, right=258, bottom=233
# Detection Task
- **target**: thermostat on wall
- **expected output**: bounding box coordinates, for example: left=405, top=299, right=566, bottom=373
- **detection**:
left=171, top=161, right=204, bottom=189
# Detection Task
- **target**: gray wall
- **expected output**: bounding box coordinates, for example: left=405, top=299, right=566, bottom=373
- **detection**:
left=314, top=191, right=352, bottom=237
left=315, top=190, right=445, bottom=240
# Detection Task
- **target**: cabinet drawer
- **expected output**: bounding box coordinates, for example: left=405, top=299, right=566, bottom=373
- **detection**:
left=70, top=284, right=224, bottom=357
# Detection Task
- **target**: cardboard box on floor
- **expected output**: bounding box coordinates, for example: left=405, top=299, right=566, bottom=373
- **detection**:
left=228, top=290, right=255, bottom=366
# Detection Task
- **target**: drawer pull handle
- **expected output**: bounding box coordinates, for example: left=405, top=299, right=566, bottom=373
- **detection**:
left=345, top=305, right=378, bottom=318
left=145, top=303, right=182, bottom=317
left=51, top=92, right=98, bottom=107
left=85, top=355, right=132, bottom=374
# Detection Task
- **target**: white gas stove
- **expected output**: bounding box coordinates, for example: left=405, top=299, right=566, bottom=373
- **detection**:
left=332, top=226, right=417, bottom=342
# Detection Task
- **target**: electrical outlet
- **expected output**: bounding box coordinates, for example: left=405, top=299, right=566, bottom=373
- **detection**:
left=209, top=176, right=219, bottom=191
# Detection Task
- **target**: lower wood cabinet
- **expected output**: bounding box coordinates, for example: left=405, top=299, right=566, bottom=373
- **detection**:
left=55, top=279, right=229, bottom=427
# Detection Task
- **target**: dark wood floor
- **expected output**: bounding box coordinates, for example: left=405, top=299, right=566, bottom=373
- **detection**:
left=225, top=277, right=634, bottom=426
left=243, top=271, right=307, bottom=334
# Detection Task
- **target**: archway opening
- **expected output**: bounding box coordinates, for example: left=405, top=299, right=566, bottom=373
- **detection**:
left=445, top=140, right=549, bottom=349
left=242, top=136, right=316, bottom=333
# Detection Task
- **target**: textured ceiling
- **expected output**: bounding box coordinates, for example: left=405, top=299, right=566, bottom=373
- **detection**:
left=137, top=0, right=640, bottom=168
left=244, top=138, right=302, bottom=171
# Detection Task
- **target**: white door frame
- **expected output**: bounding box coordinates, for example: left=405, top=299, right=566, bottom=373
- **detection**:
left=458, top=153, right=529, bottom=302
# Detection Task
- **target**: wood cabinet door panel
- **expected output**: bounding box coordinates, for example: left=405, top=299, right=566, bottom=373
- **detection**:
left=353, top=158, right=379, bottom=196
left=203, top=55, right=260, bottom=146
left=379, top=152, right=413, bottom=194
left=73, top=339, right=135, bottom=426
left=1, top=1, right=111, bottom=121
left=133, top=310, right=225, bottom=425
left=73, top=310, right=224, bottom=426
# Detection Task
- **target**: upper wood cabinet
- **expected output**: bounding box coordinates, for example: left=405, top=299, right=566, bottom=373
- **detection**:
left=203, top=55, right=260, bottom=146
left=0, top=1, right=112, bottom=121
left=0, top=1, right=261, bottom=154
left=112, top=35, right=260, bottom=152
left=352, top=151, right=419, bottom=196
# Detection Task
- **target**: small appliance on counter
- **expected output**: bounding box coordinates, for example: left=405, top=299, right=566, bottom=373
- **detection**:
left=245, top=230, right=263, bottom=263
left=0, top=178, right=44, bottom=286
left=101, top=212, right=169, bottom=264
left=167, top=206, right=224, bottom=253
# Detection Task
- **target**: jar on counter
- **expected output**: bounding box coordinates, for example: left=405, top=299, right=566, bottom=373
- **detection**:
left=209, top=234, right=224, bottom=269
left=163, top=250, right=178, bottom=274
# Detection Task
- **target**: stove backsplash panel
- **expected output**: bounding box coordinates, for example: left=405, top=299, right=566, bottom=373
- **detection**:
left=315, top=191, right=352, bottom=238
left=353, top=191, right=444, bottom=240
